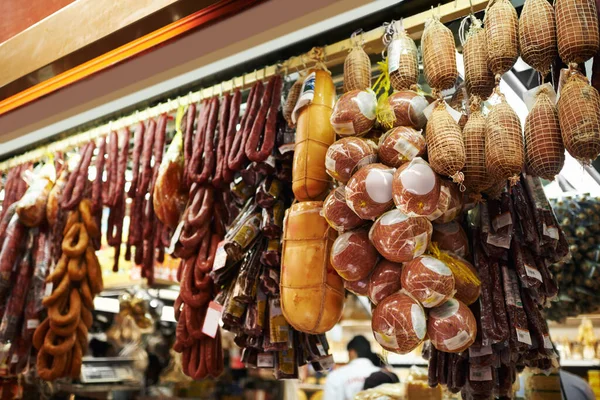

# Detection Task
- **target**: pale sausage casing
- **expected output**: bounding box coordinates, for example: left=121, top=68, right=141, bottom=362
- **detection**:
left=281, top=202, right=344, bottom=334
left=16, top=163, right=55, bottom=227
left=292, top=70, right=336, bottom=201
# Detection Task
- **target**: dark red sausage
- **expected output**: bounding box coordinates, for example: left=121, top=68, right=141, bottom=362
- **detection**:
left=228, top=82, right=264, bottom=171
left=103, top=131, right=119, bottom=207
left=137, top=119, right=157, bottom=197
left=91, top=137, right=107, bottom=213
left=190, top=98, right=219, bottom=184
left=223, top=89, right=242, bottom=184
left=245, top=75, right=280, bottom=162
left=187, top=100, right=210, bottom=188
left=182, top=103, right=197, bottom=189
left=255, top=74, right=283, bottom=162
left=63, top=142, right=95, bottom=210
left=212, top=93, right=232, bottom=188
left=128, top=122, right=145, bottom=198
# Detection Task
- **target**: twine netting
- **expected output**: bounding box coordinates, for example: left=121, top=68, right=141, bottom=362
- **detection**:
left=519, top=0, right=557, bottom=77
left=462, top=19, right=495, bottom=100
left=485, top=92, right=524, bottom=183
left=390, top=30, right=419, bottom=91
left=556, top=0, right=600, bottom=64
left=484, top=0, right=519, bottom=77
left=557, top=72, right=600, bottom=163
left=422, top=17, right=458, bottom=91
left=524, top=87, right=565, bottom=180
left=463, top=96, right=491, bottom=194
left=426, top=102, right=466, bottom=182
left=344, top=42, right=372, bottom=92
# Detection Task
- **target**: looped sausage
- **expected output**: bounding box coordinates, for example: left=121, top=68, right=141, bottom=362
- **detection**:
left=33, top=318, right=50, bottom=350
left=80, top=278, right=94, bottom=309
left=37, top=348, right=67, bottom=381
left=79, top=199, right=99, bottom=238
left=46, top=254, right=68, bottom=285
left=42, top=272, right=70, bottom=307
left=50, top=316, right=80, bottom=336
left=63, top=210, right=81, bottom=235
left=186, top=186, right=214, bottom=228
left=43, top=330, right=76, bottom=356
left=62, top=223, right=89, bottom=258
left=70, top=340, right=83, bottom=378
left=81, top=304, right=93, bottom=329
left=68, top=257, right=87, bottom=282
left=48, top=289, right=81, bottom=327
left=85, top=246, right=104, bottom=295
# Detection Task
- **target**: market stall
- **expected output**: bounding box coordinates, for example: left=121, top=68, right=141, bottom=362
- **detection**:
left=1, top=0, right=600, bottom=398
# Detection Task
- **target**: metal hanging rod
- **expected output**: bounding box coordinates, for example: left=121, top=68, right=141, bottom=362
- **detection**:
left=0, top=0, right=488, bottom=172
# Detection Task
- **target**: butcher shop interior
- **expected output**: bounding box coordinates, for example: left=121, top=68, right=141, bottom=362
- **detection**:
left=1, top=0, right=600, bottom=398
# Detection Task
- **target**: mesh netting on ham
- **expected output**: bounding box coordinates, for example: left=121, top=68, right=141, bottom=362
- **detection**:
left=555, top=0, right=599, bottom=64
left=372, top=293, right=426, bottom=354
left=401, top=255, right=455, bottom=308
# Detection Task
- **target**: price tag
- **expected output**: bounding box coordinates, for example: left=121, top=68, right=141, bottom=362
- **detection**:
left=525, top=264, right=543, bottom=282
left=10, top=354, right=18, bottom=364
left=320, top=355, right=335, bottom=370
left=44, top=282, right=53, bottom=297
left=543, top=335, right=554, bottom=349
left=469, top=345, right=493, bottom=358
left=212, top=241, right=228, bottom=272
left=166, top=220, right=185, bottom=254
left=202, top=301, right=224, bottom=338
left=317, top=343, right=326, bottom=356
left=26, top=319, right=39, bottom=330
left=257, top=353, right=274, bottom=368
left=470, top=366, right=492, bottom=381
left=516, top=328, right=532, bottom=345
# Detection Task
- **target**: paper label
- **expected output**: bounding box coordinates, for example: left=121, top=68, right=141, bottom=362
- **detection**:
left=469, top=345, right=493, bottom=358
left=292, top=72, right=316, bottom=123
left=26, top=319, right=39, bottom=329
left=543, top=223, right=560, bottom=240
left=44, top=282, right=53, bottom=297
left=411, top=304, right=427, bottom=339
left=502, top=267, right=523, bottom=308
left=525, top=264, right=543, bottom=282
left=257, top=353, right=274, bottom=368
left=325, top=154, right=336, bottom=173
left=444, top=330, right=472, bottom=351
left=201, top=301, right=223, bottom=338
left=486, top=232, right=512, bottom=249
left=317, top=343, right=326, bottom=356
left=212, top=241, right=228, bottom=272
left=412, top=231, right=430, bottom=258
left=10, top=354, right=18, bottom=364
left=470, top=366, right=493, bottom=381
left=421, top=257, right=452, bottom=276
left=430, top=298, right=459, bottom=318
left=516, top=327, right=532, bottom=345
left=388, top=40, right=401, bottom=74
left=446, top=103, right=463, bottom=124
left=166, top=220, right=185, bottom=254
left=543, top=335, right=553, bottom=349
left=422, top=291, right=447, bottom=308
left=354, top=91, right=377, bottom=120
left=492, top=212, right=512, bottom=231
left=374, top=331, right=399, bottom=350
left=331, top=120, right=356, bottom=136
left=523, top=83, right=557, bottom=111
left=423, top=101, right=437, bottom=121
left=394, top=138, right=420, bottom=162
left=278, top=143, right=295, bottom=155
left=320, top=355, right=335, bottom=370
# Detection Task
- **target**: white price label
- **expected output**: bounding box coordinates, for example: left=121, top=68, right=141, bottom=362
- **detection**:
left=201, top=301, right=223, bottom=338
left=26, top=319, right=39, bottom=329
left=470, top=366, right=492, bottom=381
left=516, top=328, right=532, bottom=345
left=44, top=282, right=53, bottom=297
left=257, top=353, right=274, bottom=368
left=525, top=264, right=543, bottom=282
left=469, top=345, right=493, bottom=358
left=543, top=335, right=553, bottom=349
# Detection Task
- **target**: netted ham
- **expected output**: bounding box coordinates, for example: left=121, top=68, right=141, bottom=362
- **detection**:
left=326, top=137, right=377, bottom=184
left=432, top=221, right=469, bottom=258
left=426, top=102, right=466, bottom=183
left=427, top=298, right=477, bottom=353
left=401, top=255, right=455, bottom=308
left=368, top=260, right=403, bottom=305
left=524, top=87, right=564, bottom=180
left=322, top=186, right=364, bottom=232
left=344, top=39, right=371, bottom=92
left=331, top=229, right=379, bottom=281
left=557, top=72, right=600, bottom=163
left=392, top=158, right=440, bottom=217
left=371, top=293, right=427, bottom=354
left=519, top=0, right=557, bottom=76
left=344, top=276, right=370, bottom=296
left=484, top=0, right=519, bottom=77
left=330, top=90, right=377, bottom=137
left=427, top=180, right=463, bottom=224
left=485, top=95, right=524, bottom=184
left=422, top=17, right=458, bottom=91
left=388, top=90, right=429, bottom=129
left=462, top=96, right=491, bottom=195
left=378, top=127, right=426, bottom=168
left=462, top=17, right=495, bottom=99
left=388, top=27, right=419, bottom=91
left=369, top=209, right=432, bottom=263
left=555, top=0, right=599, bottom=64
left=346, top=163, right=395, bottom=220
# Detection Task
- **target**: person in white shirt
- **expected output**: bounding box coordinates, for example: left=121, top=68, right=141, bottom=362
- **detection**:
left=323, top=336, right=381, bottom=400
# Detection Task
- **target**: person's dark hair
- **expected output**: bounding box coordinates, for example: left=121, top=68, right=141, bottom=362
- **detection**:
left=363, top=370, right=400, bottom=390
left=347, top=335, right=372, bottom=359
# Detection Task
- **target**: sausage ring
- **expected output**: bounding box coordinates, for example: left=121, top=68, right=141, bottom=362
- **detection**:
left=80, top=278, right=94, bottom=309
left=49, top=289, right=81, bottom=327
left=62, top=223, right=89, bottom=258
left=85, top=246, right=104, bottom=295
left=33, top=318, right=50, bottom=350
left=70, top=340, right=83, bottom=378
left=81, top=305, right=93, bottom=329
left=62, top=210, right=81, bottom=235
left=50, top=315, right=80, bottom=336
left=76, top=320, right=88, bottom=354
left=42, top=272, right=70, bottom=308
left=46, top=254, right=68, bottom=285
left=37, top=348, right=67, bottom=381
left=43, top=330, right=76, bottom=356
left=68, top=257, right=87, bottom=282
left=79, top=199, right=100, bottom=239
